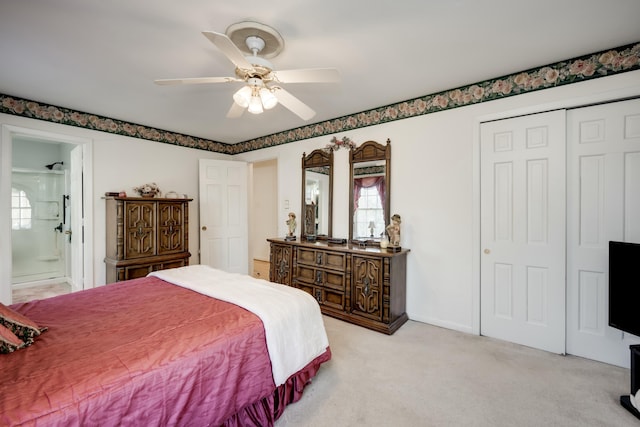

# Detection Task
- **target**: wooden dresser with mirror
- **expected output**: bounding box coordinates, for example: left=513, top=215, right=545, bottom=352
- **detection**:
left=270, top=138, right=408, bottom=334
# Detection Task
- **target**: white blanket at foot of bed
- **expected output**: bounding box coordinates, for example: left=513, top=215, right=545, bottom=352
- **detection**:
left=149, top=265, right=329, bottom=386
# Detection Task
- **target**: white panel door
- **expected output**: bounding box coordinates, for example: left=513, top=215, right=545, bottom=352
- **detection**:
left=480, top=110, right=566, bottom=354
left=567, top=98, right=640, bottom=368
left=199, top=159, right=248, bottom=274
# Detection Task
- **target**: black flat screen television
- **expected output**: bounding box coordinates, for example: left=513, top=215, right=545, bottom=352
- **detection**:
left=609, top=241, right=640, bottom=337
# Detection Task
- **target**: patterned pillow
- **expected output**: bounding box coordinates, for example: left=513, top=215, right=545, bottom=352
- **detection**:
left=0, top=303, right=47, bottom=346
left=0, top=323, right=25, bottom=354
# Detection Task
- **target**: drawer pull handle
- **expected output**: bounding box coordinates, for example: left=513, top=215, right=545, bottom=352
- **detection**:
left=316, top=253, right=323, bottom=265
left=315, top=271, right=323, bottom=284
left=136, top=226, right=146, bottom=238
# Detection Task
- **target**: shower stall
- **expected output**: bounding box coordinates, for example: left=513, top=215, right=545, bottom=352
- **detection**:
left=11, top=168, right=70, bottom=285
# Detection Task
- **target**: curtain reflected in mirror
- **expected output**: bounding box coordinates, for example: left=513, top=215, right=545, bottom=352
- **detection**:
left=353, top=169, right=385, bottom=238
left=349, top=139, right=391, bottom=243
left=301, top=149, right=333, bottom=240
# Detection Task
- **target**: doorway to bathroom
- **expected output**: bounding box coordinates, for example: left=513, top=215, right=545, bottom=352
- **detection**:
left=2, top=128, right=91, bottom=303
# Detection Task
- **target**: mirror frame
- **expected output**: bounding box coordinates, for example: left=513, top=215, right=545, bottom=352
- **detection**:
left=301, top=148, right=333, bottom=240
left=348, top=138, right=391, bottom=243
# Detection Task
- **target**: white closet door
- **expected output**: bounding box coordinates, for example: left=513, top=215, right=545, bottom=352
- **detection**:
left=480, top=110, right=566, bottom=354
left=567, top=98, right=640, bottom=368
left=199, top=159, right=248, bottom=275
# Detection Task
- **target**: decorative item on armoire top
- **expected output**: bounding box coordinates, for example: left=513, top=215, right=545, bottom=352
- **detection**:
left=325, top=136, right=356, bottom=152
left=385, top=213, right=402, bottom=251
left=285, top=212, right=297, bottom=241
left=133, top=182, right=160, bottom=198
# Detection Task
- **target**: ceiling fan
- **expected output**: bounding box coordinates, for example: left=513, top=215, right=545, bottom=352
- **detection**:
left=154, top=21, right=340, bottom=121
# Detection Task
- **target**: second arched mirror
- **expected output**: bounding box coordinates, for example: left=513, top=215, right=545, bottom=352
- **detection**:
left=301, top=148, right=333, bottom=241
left=349, top=139, right=391, bottom=243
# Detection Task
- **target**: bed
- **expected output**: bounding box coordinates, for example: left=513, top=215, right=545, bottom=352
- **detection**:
left=0, top=265, right=331, bottom=426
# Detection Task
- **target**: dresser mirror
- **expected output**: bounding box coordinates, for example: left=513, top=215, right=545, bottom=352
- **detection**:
left=301, top=149, right=333, bottom=240
left=348, top=139, right=391, bottom=242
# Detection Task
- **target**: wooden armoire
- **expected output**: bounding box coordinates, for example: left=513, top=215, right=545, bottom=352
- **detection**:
left=105, top=197, right=192, bottom=283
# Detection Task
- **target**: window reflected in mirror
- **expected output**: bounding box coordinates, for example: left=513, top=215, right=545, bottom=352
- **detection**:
left=349, top=139, right=391, bottom=243
left=353, top=165, right=385, bottom=238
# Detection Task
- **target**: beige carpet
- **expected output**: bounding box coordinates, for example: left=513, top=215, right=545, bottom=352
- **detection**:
left=276, top=316, right=638, bottom=427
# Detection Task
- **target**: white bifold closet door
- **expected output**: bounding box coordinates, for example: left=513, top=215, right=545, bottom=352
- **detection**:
left=566, top=98, right=640, bottom=368
left=480, top=110, right=567, bottom=354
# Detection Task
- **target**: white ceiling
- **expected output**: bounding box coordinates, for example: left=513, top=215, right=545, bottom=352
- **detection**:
left=2, top=1, right=640, bottom=145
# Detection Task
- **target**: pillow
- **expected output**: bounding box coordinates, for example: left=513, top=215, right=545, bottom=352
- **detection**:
left=0, top=303, right=47, bottom=345
left=0, top=323, right=25, bottom=354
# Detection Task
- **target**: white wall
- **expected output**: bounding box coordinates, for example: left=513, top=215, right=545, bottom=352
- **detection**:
left=0, top=114, right=229, bottom=301
left=237, top=70, right=640, bottom=336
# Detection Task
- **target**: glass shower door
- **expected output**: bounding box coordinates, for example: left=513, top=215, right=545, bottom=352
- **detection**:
left=11, top=169, right=68, bottom=284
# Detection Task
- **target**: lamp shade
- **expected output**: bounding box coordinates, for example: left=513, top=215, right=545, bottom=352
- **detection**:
left=247, top=94, right=264, bottom=114
left=260, top=87, right=278, bottom=110
left=232, top=86, right=252, bottom=108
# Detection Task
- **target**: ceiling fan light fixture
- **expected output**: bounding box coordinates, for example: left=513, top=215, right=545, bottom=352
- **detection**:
left=232, top=85, right=252, bottom=107
left=247, top=94, right=264, bottom=114
left=260, top=87, right=278, bottom=110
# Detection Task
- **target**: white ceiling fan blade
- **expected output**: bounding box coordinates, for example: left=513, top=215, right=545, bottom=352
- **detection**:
left=226, top=101, right=245, bottom=119
left=273, top=68, right=340, bottom=84
left=202, top=31, right=254, bottom=71
left=272, top=87, right=316, bottom=121
left=154, top=77, right=241, bottom=85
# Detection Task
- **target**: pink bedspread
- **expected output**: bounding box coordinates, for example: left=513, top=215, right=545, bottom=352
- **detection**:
left=1, top=276, right=330, bottom=426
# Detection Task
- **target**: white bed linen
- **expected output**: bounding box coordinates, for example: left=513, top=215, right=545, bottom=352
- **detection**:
left=149, top=264, right=329, bottom=386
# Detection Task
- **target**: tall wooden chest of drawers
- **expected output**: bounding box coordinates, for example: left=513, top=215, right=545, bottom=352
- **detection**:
left=268, top=238, right=409, bottom=334
left=105, top=197, right=192, bottom=283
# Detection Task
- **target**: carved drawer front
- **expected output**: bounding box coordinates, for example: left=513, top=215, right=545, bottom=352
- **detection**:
left=296, top=266, right=345, bottom=291
left=296, top=282, right=345, bottom=311
left=321, top=287, right=345, bottom=311
left=124, top=202, right=156, bottom=259
left=351, top=255, right=383, bottom=321
left=296, top=265, right=316, bottom=284
left=157, top=202, right=185, bottom=254
left=119, top=258, right=188, bottom=281
left=296, top=247, right=346, bottom=271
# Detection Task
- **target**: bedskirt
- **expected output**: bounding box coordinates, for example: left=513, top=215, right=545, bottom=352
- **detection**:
left=224, top=347, right=331, bottom=426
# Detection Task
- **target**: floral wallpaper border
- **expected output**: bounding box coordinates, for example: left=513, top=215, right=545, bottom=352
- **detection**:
left=2, top=42, right=638, bottom=155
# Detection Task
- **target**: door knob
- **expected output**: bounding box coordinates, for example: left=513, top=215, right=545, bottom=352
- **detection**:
left=484, top=248, right=490, bottom=254
left=201, top=226, right=207, bottom=231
